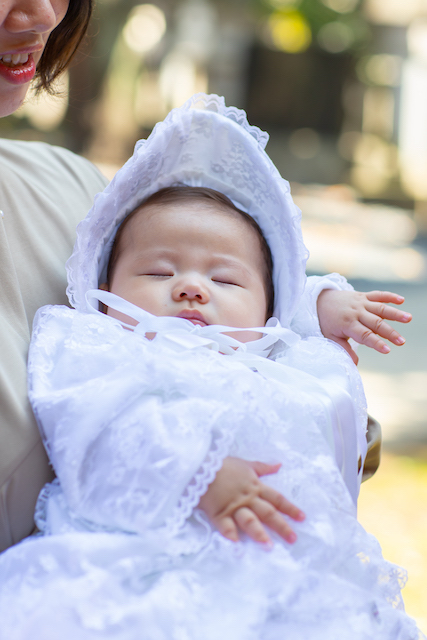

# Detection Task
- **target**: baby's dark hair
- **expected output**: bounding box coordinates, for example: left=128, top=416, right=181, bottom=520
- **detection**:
left=106, top=186, right=275, bottom=319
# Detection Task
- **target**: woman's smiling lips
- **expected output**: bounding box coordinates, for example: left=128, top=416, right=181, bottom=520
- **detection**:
left=0, top=46, right=42, bottom=85
left=176, top=310, right=208, bottom=326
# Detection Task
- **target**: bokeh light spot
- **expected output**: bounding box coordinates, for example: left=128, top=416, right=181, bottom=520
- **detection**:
left=123, top=4, right=166, bottom=55
left=317, top=21, right=353, bottom=53
left=392, top=247, right=425, bottom=280
left=268, top=10, right=312, bottom=53
left=357, top=54, right=401, bottom=86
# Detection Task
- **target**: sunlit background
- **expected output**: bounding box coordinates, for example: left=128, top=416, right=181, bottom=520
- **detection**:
left=1, top=0, right=426, bottom=631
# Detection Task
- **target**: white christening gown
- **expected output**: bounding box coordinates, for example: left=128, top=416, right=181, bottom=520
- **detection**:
left=0, top=303, right=420, bottom=640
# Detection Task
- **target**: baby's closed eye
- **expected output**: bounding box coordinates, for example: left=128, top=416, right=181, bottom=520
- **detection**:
left=212, top=277, right=241, bottom=287
left=142, top=272, right=174, bottom=278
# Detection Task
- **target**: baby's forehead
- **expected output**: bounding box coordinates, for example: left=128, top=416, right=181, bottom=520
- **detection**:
left=130, top=197, right=244, bottom=222
left=121, top=198, right=259, bottom=243
left=114, top=200, right=268, bottom=279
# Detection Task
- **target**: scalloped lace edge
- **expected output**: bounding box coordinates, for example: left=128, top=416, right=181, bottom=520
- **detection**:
left=34, top=429, right=234, bottom=543
left=180, top=93, right=270, bottom=148
left=165, top=427, right=235, bottom=535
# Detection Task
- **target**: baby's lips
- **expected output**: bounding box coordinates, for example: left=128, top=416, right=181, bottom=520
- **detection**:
left=176, top=310, right=208, bottom=326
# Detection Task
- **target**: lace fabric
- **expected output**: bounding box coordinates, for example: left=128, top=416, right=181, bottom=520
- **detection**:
left=0, top=302, right=416, bottom=638
left=66, top=93, right=308, bottom=326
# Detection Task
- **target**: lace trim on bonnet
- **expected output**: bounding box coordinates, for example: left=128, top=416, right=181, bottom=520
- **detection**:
left=66, top=93, right=308, bottom=328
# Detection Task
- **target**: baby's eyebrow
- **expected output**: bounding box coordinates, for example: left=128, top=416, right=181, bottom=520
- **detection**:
left=130, top=248, right=254, bottom=276
left=212, top=258, right=244, bottom=269
left=209, top=255, right=253, bottom=275
left=132, top=247, right=175, bottom=260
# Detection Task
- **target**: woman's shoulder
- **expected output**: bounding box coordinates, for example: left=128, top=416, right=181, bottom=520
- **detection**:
left=0, top=138, right=108, bottom=193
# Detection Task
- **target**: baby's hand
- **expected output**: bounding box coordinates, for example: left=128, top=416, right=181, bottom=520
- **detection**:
left=197, top=457, right=305, bottom=546
left=317, top=289, right=412, bottom=365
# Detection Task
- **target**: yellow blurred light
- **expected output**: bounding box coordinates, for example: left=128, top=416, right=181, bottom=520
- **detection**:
left=123, top=4, right=166, bottom=55
left=268, top=10, right=312, bottom=53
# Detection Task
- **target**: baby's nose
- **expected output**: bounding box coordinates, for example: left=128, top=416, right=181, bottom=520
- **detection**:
left=173, top=279, right=209, bottom=302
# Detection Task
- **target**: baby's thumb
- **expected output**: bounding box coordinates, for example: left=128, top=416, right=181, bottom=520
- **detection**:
left=248, top=461, right=281, bottom=477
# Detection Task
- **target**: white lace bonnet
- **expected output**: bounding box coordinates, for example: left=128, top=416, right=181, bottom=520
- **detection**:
left=66, top=93, right=308, bottom=327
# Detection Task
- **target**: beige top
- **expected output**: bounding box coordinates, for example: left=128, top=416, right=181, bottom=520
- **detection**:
left=0, top=138, right=108, bottom=551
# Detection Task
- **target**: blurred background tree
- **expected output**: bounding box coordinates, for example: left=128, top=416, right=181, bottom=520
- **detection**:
left=0, top=0, right=416, bottom=203
left=3, top=0, right=427, bottom=226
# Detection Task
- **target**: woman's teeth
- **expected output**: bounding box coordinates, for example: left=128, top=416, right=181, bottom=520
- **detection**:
left=0, top=53, right=30, bottom=66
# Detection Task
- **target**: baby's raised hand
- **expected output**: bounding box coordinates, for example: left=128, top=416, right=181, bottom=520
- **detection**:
left=317, top=289, right=412, bottom=365
left=197, top=456, right=305, bottom=546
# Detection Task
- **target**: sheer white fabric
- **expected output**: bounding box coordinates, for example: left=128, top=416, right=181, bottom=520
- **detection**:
left=0, top=304, right=420, bottom=639
left=291, top=273, right=355, bottom=338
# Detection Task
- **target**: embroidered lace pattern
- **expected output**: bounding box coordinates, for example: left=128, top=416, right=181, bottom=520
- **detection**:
left=5, top=303, right=419, bottom=640
left=66, top=93, right=308, bottom=326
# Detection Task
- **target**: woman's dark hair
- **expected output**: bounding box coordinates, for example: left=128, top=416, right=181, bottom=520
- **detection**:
left=107, top=186, right=275, bottom=319
left=35, top=0, right=93, bottom=92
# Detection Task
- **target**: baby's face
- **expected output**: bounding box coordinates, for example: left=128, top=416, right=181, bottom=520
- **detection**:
left=104, top=200, right=268, bottom=341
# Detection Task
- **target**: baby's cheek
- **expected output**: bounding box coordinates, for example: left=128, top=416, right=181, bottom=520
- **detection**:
left=106, top=306, right=139, bottom=327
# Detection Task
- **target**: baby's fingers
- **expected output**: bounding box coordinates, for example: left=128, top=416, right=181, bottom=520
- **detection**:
left=248, top=460, right=282, bottom=478
left=347, top=320, right=393, bottom=353
left=357, top=311, right=407, bottom=349
left=234, top=506, right=272, bottom=544
left=215, top=515, right=240, bottom=543
left=261, top=486, right=305, bottom=522
left=355, top=329, right=392, bottom=354
left=365, top=301, right=412, bottom=324
left=250, top=497, right=298, bottom=544
left=365, top=290, right=405, bottom=305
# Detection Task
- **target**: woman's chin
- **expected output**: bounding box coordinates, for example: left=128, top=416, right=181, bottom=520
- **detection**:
left=0, top=86, right=28, bottom=118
